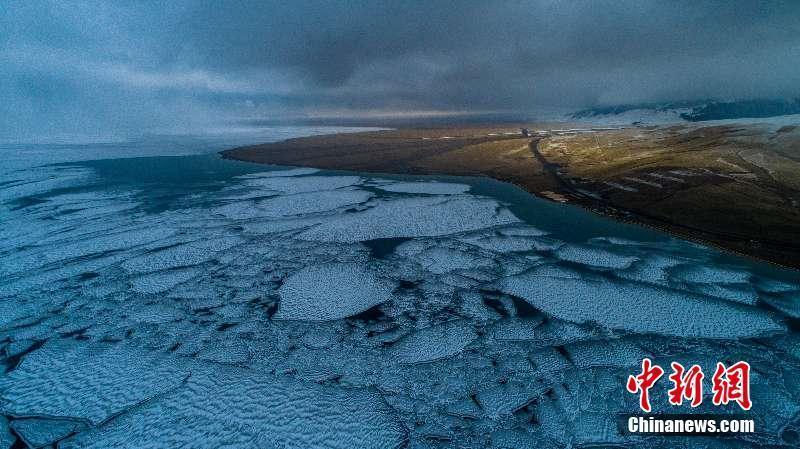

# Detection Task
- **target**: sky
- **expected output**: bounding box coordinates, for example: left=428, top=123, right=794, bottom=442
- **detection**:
left=2, top=0, right=800, bottom=139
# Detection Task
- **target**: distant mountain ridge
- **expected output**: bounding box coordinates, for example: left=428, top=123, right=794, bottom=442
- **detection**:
left=570, top=98, right=800, bottom=123
left=681, top=98, right=800, bottom=121
left=570, top=100, right=699, bottom=119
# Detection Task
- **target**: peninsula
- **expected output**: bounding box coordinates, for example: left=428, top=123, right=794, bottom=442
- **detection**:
left=223, top=122, right=800, bottom=269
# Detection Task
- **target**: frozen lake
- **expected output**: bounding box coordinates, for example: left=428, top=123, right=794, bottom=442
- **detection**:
left=1, top=129, right=800, bottom=448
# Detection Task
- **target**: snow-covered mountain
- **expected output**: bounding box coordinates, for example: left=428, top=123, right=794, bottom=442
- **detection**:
left=568, top=99, right=800, bottom=125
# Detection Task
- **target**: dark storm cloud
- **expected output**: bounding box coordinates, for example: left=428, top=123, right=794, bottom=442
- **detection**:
left=2, top=0, right=800, bottom=137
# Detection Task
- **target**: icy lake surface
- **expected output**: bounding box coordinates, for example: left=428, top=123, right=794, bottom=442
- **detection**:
left=2, top=130, right=800, bottom=448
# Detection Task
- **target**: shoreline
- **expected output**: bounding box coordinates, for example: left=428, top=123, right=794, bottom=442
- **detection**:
left=221, top=126, right=800, bottom=271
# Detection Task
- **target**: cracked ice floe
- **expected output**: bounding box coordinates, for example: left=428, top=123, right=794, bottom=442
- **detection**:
left=390, top=320, right=478, bottom=364
left=761, top=291, right=800, bottom=318
left=497, top=272, right=785, bottom=338
left=197, top=340, right=252, bottom=365
left=0, top=417, right=12, bottom=449
left=490, top=430, right=547, bottom=449
left=459, top=291, right=499, bottom=322
left=1, top=226, right=177, bottom=277
left=59, top=366, right=407, bottom=449
left=688, top=283, right=759, bottom=305
left=615, top=254, right=686, bottom=285
left=0, top=252, right=129, bottom=298
left=476, top=378, right=550, bottom=417
left=524, top=264, right=592, bottom=280
left=670, top=264, right=752, bottom=284
left=275, top=263, right=396, bottom=321
left=587, top=236, right=649, bottom=246
left=444, top=398, right=482, bottom=419
left=212, top=190, right=373, bottom=219
left=376, top=181, right=470, bottom=195
left=121, top=236, right=243, bottom=273
left=460, top=234, right=545, bottom=253
left=488, top=317, right=545, bottom=341
left=9, top=418, right=84, bottom=448
left=0, top=167, right=94, bottom=203
left=255, top=190, right=373, bottom=217
left=128, top=303, right=184, bottom=324
left=297, top=196, right=519, bottom=242
left=57, top=202, right=141, bottom=220
left=0, top=340, right=190, bottom=426
left=0, top=295, right=69, bottom=328
left=565, top=339, right=646, bottom=368
left=554, top=244, right=638, bottom=269
left=498, top=225, right=549, bottom=237
left=32, top=217, right=144, bottom=247
left=414, top=247, right=495, bottom=274
left=131, top=268, right=199, bottom=294
left=241, top=216, right=325, bottom=235
left=528, top=347, right=572, bottom=373
left=754, top=277, right=800, bottom=293
left=6, top=151, right=800, bottom=448
left=567, top=411, right=625, bottom=446
left=240, top=167, right=320, bottom=178
left=242, top=175, right=362, bottom=193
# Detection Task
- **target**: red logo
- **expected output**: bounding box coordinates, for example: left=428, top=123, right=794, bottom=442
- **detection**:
left=711, top=361, right=752, bottom=411
left=667, top=362, right=704, bottom=407
left=626, top=358, right=664, bottom=412
left=627, top=359, right=751, bottom=412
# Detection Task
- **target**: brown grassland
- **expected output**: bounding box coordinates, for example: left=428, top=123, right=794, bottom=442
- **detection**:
left=223, top=122, right=800, bottom=269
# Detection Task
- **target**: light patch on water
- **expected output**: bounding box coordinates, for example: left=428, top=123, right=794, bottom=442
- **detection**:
left=212, top=190, right=373, bottom=219
left=0, top=417, right=14, bottom=449
left=276, top=263, right=396, bottom=321
left=297, top=196, right=520, bottom=242
left=376, top=181, right=470, bottom=195
left=0, top=340, right=192, bottom=425
left=497, top=273, right=784, bottom=338
left=10, top=418, right=84, bottom=449
left=554, top=244, right=639, bottom=269
left=59, top=365, right=407, bottom=449
left=241, top=167, right=321, bottom=178
left=390, top=320, right=478, bottom=364
left=242, top=175, right=363, bottom=193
